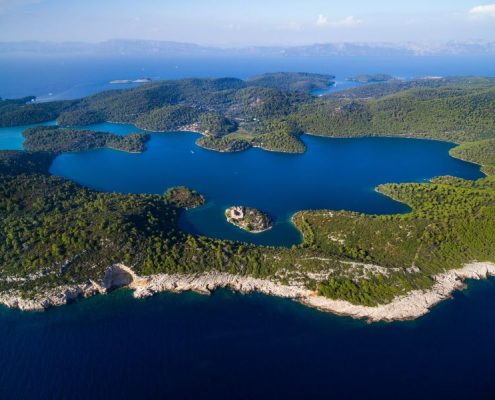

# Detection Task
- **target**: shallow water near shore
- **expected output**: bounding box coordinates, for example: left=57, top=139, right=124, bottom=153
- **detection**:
left=0, top=279, right=495, bottom=399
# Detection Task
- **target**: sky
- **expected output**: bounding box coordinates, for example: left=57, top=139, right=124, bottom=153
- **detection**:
left=0, top=0, right=494, bottom=45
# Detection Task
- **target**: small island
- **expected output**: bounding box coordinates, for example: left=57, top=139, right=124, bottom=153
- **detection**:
left=347, top=73, right=395, bottom=83
left=110, top=78, right=152, bottom=84
left=225, top=206, right=273, bottom=233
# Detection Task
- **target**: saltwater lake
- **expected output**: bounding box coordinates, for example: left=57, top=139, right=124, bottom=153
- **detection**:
left=0, top=55, right=494, bottom=399
left=49, top=122, right=483, bottom=246
left=0, top=121, right=483, bottom=246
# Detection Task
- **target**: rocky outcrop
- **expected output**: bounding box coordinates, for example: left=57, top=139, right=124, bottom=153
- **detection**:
left=0, top=262, right=494, bottom=322
left=0, top=281, right=103, bottom=311
left=101, top=264, right=135, bottom=290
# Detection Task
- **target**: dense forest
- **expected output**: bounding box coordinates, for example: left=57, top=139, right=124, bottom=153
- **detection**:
left=0, top=151, right=263, bottom=295
left=450, top=139, right=495, bottom=176
left=347, top=73, right=394, bottom=83
left=3, top=75, right=495, bottom=154
left=292, top=82, right=495, bottom=143
left=23, top=126, right=149, bottom=153
left=247, top=72, right=335, bottom=92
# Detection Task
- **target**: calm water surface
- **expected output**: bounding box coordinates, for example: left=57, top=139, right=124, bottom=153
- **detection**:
left=1, top=54, right=495, bottom=99
left=0, top=279, right=495, bottom=400
left=46, top=122, right=483, bottom=246
left=0, top=121, right=483, bottom=245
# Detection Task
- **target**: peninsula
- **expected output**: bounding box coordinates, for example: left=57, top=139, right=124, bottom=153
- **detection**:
left=0, top=73, right=494, bottom=321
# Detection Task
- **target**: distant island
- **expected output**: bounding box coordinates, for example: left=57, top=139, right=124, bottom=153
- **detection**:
left=110, top=78, right=152, bottom=84
left=225, top=206, right=273, bottom=233
left=0, top=72, right=494, bottom=321
left=2, top=39, right=495, bottom=58
left=347, top=74, right=395, bottom=83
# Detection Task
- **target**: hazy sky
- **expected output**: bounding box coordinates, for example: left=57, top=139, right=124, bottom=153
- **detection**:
left=0, top=0, right=494, bottom=45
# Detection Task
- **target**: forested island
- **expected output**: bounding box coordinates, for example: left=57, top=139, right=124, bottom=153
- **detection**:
left=0, top=72, right=494, bottom=320
left=347, top=74, right=395, bottom=83
left=225, top=206, right=273, bottom=233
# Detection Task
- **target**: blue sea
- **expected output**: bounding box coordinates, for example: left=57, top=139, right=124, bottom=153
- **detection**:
left=0, top=54, right=494, bottom=399
left=1, top=54, right=495, bottom=100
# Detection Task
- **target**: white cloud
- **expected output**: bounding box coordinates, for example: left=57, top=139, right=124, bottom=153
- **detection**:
left=316, top=14, right=362, bottom=28
left=316, top=14, right=329, bottom=26
left=337, top=16, right=362, bottom=27
left=469, top=4, right=495, bottom=17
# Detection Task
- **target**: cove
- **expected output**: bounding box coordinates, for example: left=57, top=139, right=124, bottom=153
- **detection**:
left=0, top=120, right=56, bottom=150
left=44, top=122, right=484, bottom=246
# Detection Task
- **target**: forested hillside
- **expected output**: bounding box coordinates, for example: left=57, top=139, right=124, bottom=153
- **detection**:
left=2, top=75, right=495, bottom=154
left=23, top=126, right=149, bottom=153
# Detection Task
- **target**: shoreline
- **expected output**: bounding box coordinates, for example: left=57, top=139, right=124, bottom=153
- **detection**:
left=98, top=120, right=489, bottom=169
left=1, top=262, right=494, bottom=322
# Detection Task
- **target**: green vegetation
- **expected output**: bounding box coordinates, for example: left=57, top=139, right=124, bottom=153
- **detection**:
left=197, top=119, right=305, bottom=153
left=231, top=86, right=308, bottom=121
left=0, top=151, right=55, bottom=175
left=250, top=119, right=305, bottom=153
left=450, top=139, right=495, bottom=176
left=0, top=98, right=73, bottom=127
left=57, top=110, right=106, bottom=126
left=286, top=174, right=495, bottom=305
left=247, top=72, right=335, bottom=93
left=293, top=78, right=495, bottom=143
left=347, top=74, right=394, bottom=83
left=197, top=112, right=237, bottom=136
left=164, top=186, right=205, bottom=209
left=225, top=206, right=273, bottom=233
left=4, top=75, right=495, bottom=154
left=0, top=149, right=494, bottom=306
left=23, top=126, right=149, bottom=153
left=0, top=153, right=263, bottom=293
left=135, top=105, right=200, bottom=131
left=197, top=135, right=252, bottom=152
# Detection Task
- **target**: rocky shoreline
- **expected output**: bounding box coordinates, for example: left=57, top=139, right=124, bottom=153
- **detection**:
left=0, top=262, right=494, bottom=322
left=225, top=206, right=273, bottom=233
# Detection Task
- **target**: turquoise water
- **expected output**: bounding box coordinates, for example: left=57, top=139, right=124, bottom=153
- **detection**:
left=0, top=120, right=56, bottom=150
left=45, top=122, right=483, bottom=246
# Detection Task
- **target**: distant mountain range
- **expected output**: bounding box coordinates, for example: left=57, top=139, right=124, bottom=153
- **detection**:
left=1, top=39, right=495, bottom=57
